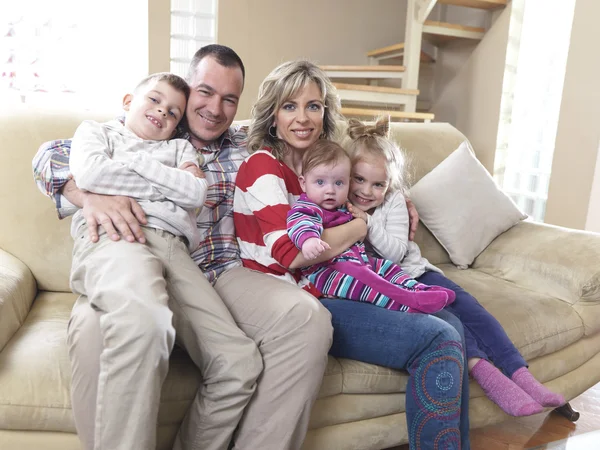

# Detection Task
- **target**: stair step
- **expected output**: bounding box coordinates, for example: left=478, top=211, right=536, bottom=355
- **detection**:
left=437, top=0, right=507, bottom=10
left=321, top=65, right=405, bottom=80
left=333, top=83, right=419, bottom=95
left=367, top=43, right=435, bottom=63
left=423, top=20, right=485, bottom=45
left=333, top=83, right=419, bottom=107
left=340, top=107, right=434, bottom=123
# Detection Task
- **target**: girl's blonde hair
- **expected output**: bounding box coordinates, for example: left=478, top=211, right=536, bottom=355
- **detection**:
left=345, top=116, right=409, bottom=194
left=247, top=60, right=343, bottom=160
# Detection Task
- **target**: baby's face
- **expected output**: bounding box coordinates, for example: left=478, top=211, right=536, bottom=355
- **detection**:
left=301, top=159, right=351, bottom=210
left=349, top=155, right=389, bottom=213
left=123, top=80, right=187, bottom=141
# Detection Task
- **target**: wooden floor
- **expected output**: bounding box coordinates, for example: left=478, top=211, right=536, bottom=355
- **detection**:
left=388, top=382, right=600, bottom=449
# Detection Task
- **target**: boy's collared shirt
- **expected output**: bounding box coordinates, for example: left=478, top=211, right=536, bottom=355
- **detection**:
left=32, top=124, right=250, bottom=284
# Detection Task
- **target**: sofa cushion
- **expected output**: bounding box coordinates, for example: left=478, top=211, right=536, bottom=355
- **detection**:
left=441, top=265, right=585, bottom=361
left=410, top=141, right=527, bottom=268
left=0, top=292, right=201, bottom=433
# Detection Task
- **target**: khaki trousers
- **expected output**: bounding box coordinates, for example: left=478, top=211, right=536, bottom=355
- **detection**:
left=68, top=235, right=333, bottom=450
left=69, top=228, right=262, bottom=450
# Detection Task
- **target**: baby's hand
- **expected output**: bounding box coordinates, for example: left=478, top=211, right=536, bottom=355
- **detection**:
left=302, top=238, right=331, bottom=260
left=346, top=202, right=368, bottom=222
left=179, top=161, right=205, bottom=178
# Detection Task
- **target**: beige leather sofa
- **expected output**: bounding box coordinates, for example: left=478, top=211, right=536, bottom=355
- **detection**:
left=2, top=105, right=600, bottom=450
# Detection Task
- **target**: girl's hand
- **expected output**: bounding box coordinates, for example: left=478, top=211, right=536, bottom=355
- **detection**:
left=301, top=238, right=331, bottom=260
left=346, top=201, right=368, bottom=223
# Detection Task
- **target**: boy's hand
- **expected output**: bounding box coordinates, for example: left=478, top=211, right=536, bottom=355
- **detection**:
left=302, top=238, right=331, bottom=260
left=179, top=161, right=205, bottom=178
left=346, top=202, right=368, bottom=223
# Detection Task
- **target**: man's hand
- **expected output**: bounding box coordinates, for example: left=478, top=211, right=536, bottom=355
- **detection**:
left=179, top=161, right=205, bottom=178
left=346, top=202, right=368, bottom=223
left=301, top=237, right=331, bottom=260
left=82, top=193, right=147, bottom=244
left=406, top=197, right=419, bottom=241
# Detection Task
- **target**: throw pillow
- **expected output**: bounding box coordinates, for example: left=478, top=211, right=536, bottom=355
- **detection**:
left=409, top=140, right=527, bottom=268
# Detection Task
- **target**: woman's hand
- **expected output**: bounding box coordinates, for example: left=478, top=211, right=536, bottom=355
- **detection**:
left=301, top=238, right=331, bottom=260
left=346, top=201, right=368, bottom=223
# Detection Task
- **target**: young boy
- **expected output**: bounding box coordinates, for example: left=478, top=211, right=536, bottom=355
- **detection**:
left=286, top=139, right=455, bottom=313
left=68, top=72, right=208, bottom=443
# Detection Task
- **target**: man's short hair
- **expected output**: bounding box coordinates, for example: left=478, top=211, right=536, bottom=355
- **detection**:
left=134, top=72, right=191, bottom=100
left=187, top=44, right=246, bottom=83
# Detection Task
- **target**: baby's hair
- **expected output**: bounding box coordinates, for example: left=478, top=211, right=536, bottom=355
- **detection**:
left=302, top=139, right=351, bottom=176
left=345, top=116, right=408, bottom=193
left=134, top=72, right=191, bottom=101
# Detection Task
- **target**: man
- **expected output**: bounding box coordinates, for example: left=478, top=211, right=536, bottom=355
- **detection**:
left=33, top=45, right=336, bottom=450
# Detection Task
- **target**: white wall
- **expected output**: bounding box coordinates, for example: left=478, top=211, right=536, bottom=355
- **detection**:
left=544, top=0, right=600, bottom=230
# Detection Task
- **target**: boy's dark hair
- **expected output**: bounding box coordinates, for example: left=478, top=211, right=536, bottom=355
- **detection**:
left=302, top=139, right=351, bottom=176
left=187, top=44, right=246, bottom=83
left=134, top=72, right=191, bottom=100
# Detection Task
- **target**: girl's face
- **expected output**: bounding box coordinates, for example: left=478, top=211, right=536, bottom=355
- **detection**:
left=349, top=154, right=390, bottom=213
left=273, top=81, right=325, bottom=152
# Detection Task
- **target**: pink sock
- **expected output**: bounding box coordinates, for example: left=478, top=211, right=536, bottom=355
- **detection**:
left=387, top=290, right=448, bottom=314
left=425, top=286, right=456, bottom=305
left=511, top=367, right=565, bottom=407
left=471, top=360, right=543, bottom=417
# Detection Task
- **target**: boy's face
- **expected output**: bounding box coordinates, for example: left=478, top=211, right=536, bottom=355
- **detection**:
left=123, top=79, right=187, bottom=141
left=299, top=159, right=351, bottom=211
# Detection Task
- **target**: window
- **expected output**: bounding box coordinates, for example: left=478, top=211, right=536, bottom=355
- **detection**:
left=170, top=0, right=217, bottom=78
left=494, top=0, right=576, bottom=222
left=1, top=0, right=148, bottom=110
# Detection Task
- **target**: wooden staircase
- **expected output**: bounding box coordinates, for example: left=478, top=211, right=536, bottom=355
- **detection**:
left=323, top=0, right=507, bottom=122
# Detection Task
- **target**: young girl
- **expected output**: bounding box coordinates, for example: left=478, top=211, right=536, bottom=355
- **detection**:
left=344, top=116, right=565, bottom=417
left=286, top=139, right=455, bottom=313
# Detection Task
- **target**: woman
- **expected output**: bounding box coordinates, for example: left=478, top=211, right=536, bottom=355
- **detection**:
left=233, top=60, right=471, bottom=449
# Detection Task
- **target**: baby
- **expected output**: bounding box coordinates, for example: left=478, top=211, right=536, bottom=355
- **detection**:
left=286, top=139, right=455, bottom=313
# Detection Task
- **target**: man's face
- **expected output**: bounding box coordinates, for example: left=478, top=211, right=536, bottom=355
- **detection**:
left=185, top=56, right=244, bottom=148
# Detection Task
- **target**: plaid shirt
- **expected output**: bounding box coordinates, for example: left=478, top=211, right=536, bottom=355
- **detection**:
left=32, top=124, right=250, bottom=283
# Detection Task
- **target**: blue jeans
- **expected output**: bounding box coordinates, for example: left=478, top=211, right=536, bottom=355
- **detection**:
left=320, top=299, right=470, bottom=450
left=418, top=271, right=527, bottom=377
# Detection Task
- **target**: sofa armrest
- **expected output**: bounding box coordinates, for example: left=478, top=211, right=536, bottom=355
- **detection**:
left=473, top=220, right=600, bottom=335
left=473, top=220, right=600, bottom=304
left=0, top=249, right=37, bottom=351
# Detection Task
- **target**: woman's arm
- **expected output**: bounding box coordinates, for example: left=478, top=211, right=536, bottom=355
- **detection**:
left=289, top=218, right=367, bottom=269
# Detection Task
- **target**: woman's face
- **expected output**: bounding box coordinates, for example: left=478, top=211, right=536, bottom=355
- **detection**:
left=273, top=81, right=325, bottom=152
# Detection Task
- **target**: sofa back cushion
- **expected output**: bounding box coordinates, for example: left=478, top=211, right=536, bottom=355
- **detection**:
left=1, top=106, right=467, bottom=292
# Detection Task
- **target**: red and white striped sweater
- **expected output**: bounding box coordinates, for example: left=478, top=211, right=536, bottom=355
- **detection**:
left=233, top=149, right=321, bottom=297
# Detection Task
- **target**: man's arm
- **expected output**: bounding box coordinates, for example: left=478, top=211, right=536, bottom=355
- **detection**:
left=32, top=139, right=77, bottom=219
left=61, top=179, right=147, bottom=244
left=32, top=128, right=147, bottom=243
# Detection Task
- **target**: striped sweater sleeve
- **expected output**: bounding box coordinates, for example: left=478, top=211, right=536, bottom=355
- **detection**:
left=235, top=151, right=299, bottom=269
left=70, top=120, right=153, bottom=196
left=367, top=191, right=410, bottom=261
left=287, top=196, right=324, bottom=250
left=128, top=151, right=207, bottom=209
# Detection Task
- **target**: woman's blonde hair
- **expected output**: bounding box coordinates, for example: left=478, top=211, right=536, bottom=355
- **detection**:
left=247, top=60, right=343, bottom=160
left=345, top=116, right=409, bottom=194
